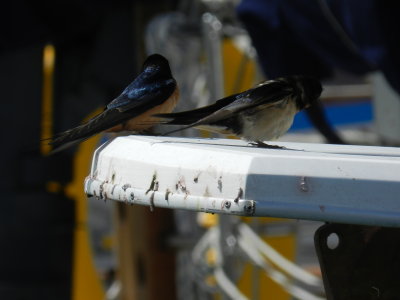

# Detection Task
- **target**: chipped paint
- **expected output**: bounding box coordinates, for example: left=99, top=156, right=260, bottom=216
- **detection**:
left=176, top=176, right=190, bottom=199
left=204, top=186, right=211, bottom=197
left=99, top=182, right=105, bottom=199
left=84, top=178, right=256, bottom=216
left=154, top=181, right=159, bottom=192
left=193, top=171, right=202, bottom=183
left=122, top=184, right=131, bottom=191
left=111, top=184, right=116, bottom=195
left=149, top=192, right=155, bottom=212
left=165, top=189, right=171, bottom=201
left=84, top=136, right=400, bottom=227
left=111, top=172, right=116, bottom=184
left=85, top=179, right=254, bottom=216
left=84, top=153, right=256, bottom=214
left=146, top=172, right=158, bottom=194
left=234, top=188, right=243, bottom=203
left=217, top=176, right=223, bottom=193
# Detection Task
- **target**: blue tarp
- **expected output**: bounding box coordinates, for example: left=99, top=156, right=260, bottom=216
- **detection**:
left=237, top=0, right=400, bottom=94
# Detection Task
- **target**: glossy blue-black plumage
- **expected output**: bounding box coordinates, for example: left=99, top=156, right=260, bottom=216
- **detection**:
left=47, top=54, right=177, bottom=153
left=107, top=56, right=175, bottom=112
left=107, top=68, right=175, bottom=111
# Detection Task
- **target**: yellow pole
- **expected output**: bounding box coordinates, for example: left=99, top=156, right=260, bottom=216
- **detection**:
left=41, top=43, right=105, bottom=299
left=41, top=44, right=55, bottom=155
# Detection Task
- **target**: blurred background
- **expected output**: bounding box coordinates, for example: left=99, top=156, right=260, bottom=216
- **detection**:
left=1, top=0, right=399, bottom=299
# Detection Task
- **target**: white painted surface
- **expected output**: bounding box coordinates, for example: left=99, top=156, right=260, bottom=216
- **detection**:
left=85, top=136, right=400, bottom=226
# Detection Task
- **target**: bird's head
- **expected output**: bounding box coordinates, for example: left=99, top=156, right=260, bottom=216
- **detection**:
left=142, top=54, right=172, bottom=77
left=292, top=76, right=323, bottom=110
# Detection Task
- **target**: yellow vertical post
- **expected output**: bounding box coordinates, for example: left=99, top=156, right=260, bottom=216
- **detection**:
left=41, top=44, right=55, bottom=155
left=65, top=113, right=105, bottom=300
left=222, top=39, right=256, bottom=96
left=41, top=43, right=105, bottom=299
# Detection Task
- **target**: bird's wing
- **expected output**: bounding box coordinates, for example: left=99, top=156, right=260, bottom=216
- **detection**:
left=107, top=77, right=176, bottom=113
left=192, top=91, right=290, bottom=127
left=48, top=78, right=177, bottom=151
left=48, top=108, right=123, bottom=152
left=157, top=79, right=293, bottom=131
left=154, top=92, right=241, bottom=125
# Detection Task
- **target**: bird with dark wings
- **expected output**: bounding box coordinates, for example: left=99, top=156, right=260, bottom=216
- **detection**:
left=154, top=75, right=322, bottom=148
left=47, top=54, right=179, bottom=153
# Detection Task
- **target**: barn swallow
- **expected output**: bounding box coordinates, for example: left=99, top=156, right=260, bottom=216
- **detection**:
left=47, top=54, right=179, bottom=153
left=154, top=76, right=322, bottom=147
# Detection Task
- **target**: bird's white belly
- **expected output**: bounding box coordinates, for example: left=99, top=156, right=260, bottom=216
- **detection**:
left=240, top=99, right=298, bottom=141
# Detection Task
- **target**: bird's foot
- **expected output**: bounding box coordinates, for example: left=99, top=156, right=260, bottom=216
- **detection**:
left=249, top=141, right=286, bottom=149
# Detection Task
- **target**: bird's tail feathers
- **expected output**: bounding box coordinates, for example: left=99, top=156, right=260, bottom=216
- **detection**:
left=161, top=123, right=198, bottom=136
left=45, top=109, right=120, bottom=154
left=45, top=124, right=92, bottom=154
left=153, top=112, right=200, bottom=125
left=48, top=137, right=88, bottom=154
left=127, top=115, right=196, bottom=136
left=151, top=111, right=202, bottom=135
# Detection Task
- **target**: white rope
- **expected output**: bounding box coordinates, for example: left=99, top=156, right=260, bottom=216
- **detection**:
left=238, top=223, right=323, bottom=287
left=238, top=236, right=325, bottom=300
left=191, top=223, right=325, bottom=300
left=192, top=226, right=249, bottom=299
left=214, top=267, right=249, bottom=300
left=191, top=226, right=218, bottom=263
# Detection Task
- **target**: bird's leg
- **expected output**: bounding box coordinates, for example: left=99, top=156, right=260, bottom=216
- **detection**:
left=249, top=140, right=286, bottom=149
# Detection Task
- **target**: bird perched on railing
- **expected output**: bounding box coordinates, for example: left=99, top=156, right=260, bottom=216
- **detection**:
left=46, top=54, right=179, bottom=153
left=154, top=75, right=322, bottom=148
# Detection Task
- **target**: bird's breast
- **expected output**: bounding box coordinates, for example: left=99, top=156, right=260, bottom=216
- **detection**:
left=128, top=87, right=180, bottom=132
left=109, top=87, right=180, bottom=133
left=240, top=98, right=298, bottom=141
